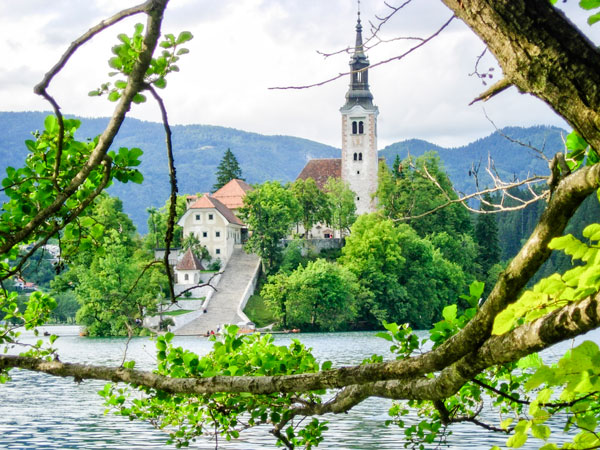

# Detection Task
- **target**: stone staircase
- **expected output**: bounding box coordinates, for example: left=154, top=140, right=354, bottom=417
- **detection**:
left=174, top=248, right=260, bottom=335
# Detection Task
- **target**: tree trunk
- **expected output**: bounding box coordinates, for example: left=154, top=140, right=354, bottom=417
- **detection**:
left=441, top=0, right=600, bottom=150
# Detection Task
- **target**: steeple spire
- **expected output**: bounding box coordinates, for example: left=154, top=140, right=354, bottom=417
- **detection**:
left=341, top=3, right=374, bottom=110
left=355, top=1, right=364, bottom=54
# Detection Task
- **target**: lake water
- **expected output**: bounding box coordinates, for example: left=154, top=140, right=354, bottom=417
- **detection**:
left=1, top=327, right=598, bottom=449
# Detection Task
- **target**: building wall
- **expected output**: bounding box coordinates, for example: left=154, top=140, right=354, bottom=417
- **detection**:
left=341, top=105, right=378, bottom=215
left=181, top=209, right=241, bottom=262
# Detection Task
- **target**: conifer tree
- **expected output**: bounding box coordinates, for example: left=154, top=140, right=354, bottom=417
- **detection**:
left=474, top=192, right=501, bottom=278
left=213, top=148, right=243, bottom=191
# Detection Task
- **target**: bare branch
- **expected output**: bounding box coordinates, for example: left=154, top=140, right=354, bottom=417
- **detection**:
left=147, top=85, right=178, bottom=302
left=270, top=15, right=455, bottom=91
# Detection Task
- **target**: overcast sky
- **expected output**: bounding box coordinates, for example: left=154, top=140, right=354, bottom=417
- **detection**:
left=1, top=0, right=598, bottom=148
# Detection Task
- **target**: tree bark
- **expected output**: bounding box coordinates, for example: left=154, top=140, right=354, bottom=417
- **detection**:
left=441, top=0, right=600, bottom=151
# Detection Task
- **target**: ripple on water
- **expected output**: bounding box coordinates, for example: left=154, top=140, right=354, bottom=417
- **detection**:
left=2, top=328, right=599, bottom=449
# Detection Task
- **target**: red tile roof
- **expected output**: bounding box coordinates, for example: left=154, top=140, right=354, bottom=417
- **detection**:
left=188, top=195, right=244, bottom=226
left=176, top=248, right=205, bottom=271
left=296, top=158, right=341, bottom=189
left=212, top=179, right=253, bottom=210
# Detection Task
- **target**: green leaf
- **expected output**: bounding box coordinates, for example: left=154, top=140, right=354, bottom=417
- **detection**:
left=130, top=170, right=144, bottom=184
left=44, top=115, right=57, bottom=133
left=108, top=91, right=121, bottom=102
left=442, top=304, right=457, bottom=322
left=580, top=0, right=600, bottom=10
left=375, top=332, right=393, bottom=342
left=589, top=11, right=600, bottom=24
left=153, top=77, right=166, bottom=89
left=132, top=93, right=146, bottom=104
left=321, top=360, right=332, bottom=370
left=531, top=424, right=551, bottom=440
left=176, top=31, right=194, bottom=45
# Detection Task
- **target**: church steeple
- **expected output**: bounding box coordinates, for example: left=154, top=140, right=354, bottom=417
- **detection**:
left=342, top=7, right=374, bottom=110
left=340, top=4, right=379, bottom=216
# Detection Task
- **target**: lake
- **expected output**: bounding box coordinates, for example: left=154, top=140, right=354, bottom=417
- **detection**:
left=1, top=326, right=597, bottom=449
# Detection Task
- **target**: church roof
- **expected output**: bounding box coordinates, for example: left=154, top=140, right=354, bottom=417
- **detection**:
left=212, top=179, right=252, bottom=210
left=176, top=248, right=205, bottom=271
left=188, top=195, right=244, bottom=226
left=296, top=158, right=341, bottom=189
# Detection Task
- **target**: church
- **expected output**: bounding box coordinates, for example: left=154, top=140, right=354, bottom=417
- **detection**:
left=297, top=11, right=379, bottom=220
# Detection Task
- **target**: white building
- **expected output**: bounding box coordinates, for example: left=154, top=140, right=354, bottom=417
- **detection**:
left=177, top=179, right=252, bottom=264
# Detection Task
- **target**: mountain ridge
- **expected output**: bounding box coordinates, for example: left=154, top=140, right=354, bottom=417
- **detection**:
left=0, top=111, right=565, bottom=232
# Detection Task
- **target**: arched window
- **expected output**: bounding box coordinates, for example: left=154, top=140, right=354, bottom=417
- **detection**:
left=184, top=274, right=189, bottom=281
left=358, top=121, right=364, bottom=134
left=358, top=153, right=363, bottom=161
left=353, top=153, right=357, bottom=161
left=352, top=121, right=357, bottom=134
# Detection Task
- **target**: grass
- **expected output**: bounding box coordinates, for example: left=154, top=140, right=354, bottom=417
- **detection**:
left=243, top=292, right=278, bottom=328
left=181, top=296, right=206, bottom=301
left=162, top=309, right=193, bottom=316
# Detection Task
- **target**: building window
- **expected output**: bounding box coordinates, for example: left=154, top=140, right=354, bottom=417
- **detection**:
left=358, top=121, right=364, bottom=134
left=352, top=121, right=357, bottom=134
left=357, top=197, right=360, bottom=201
left=202, top=231, right=208, bottom=238
left=353, top=152, right=357, bottom=161
left=184, top=274, right=189, bottom=281
left=357, top=170, right=360, bottom=174
left=195, top=214, right=200, bottom=220
left=216, top=249, right=221, bottom=255
left=359, top=153, right=363, bottom=161
left=216, top=231, right=221, bottom=238
left=208, top=214, right=214, bottom=220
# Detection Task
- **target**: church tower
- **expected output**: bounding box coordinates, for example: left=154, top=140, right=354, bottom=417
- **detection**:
left=340, top=9, right=379, bottom=215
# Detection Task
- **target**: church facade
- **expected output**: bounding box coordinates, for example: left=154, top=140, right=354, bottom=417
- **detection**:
left=297, top=11, right=379, bottom=216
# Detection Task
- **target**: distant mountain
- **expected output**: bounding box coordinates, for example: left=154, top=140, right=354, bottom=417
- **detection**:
left=0, top=112, right=339, bottom=232
left=380, top=126, right=565, bottom=195
left=0, top=111, right=565, bottom=232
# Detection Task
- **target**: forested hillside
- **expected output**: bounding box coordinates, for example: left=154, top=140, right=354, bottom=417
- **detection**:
left=0, top=111, right=565, bottom=231
left=380, top=125, right=565, bottom=195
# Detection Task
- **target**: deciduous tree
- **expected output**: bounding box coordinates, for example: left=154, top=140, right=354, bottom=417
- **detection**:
left=238, top=181, right=300, bottom=273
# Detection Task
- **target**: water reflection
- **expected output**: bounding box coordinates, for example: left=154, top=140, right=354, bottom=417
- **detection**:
left=0, top=327, right=598, bottom=449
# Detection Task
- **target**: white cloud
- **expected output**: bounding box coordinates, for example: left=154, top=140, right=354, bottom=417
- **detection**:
left=0, top=0, right=597, bottom=149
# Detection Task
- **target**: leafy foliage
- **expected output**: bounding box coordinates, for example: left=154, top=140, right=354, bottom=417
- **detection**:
left=323, top=177, right=356, bottom=237
left=290, top=178, right=330, bottom=237
left=261, top=259, right=361, bottom=331
left=339, top=214, right=466, bottom=329
left=53, top=195, right=166, bottom=336
left=493, top=216, right=600, bottom=335
left=100, top=326, right=329, bottom=448
left=239, top=181, right=300, bottom=273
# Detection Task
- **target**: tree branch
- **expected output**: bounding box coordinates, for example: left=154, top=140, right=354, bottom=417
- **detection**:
left=0, top=0, right=169, bottom=256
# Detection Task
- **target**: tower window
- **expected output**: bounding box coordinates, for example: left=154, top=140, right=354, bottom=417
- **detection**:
left=357, top=170, right=360, bottom=174
left=216, top=231, right=220, bottom=238
left=352, top=121, right=357, bottom=134
left=359, top=121, right=364, bottom=134
left=353, top=153, right=357, bottom=161
left=359, top=153, right=363, bottom=161
left=357, top=197, right=360, bottom=201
